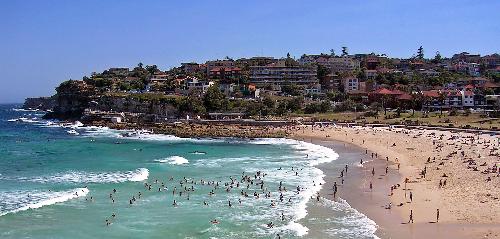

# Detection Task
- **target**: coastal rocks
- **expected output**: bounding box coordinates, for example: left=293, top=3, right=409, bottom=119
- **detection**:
left=93, top=121, right=288, bottom=138
left=22, top=97, right=56, bottom=111
left=91, top=95, right=178, bottom=117
left=43, top=80, right=96, bottom=120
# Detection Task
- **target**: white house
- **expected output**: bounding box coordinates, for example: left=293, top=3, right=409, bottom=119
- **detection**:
left=462, top=90, right=475, bottom=107
left=342, top=77, right=359, bottom=92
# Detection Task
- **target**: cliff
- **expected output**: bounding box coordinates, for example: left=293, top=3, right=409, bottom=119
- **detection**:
left=90, top=94, right=179, bottom=117
left=43, top=80, right=97, bottom=120
left=22, top=97, right=56, bottom=111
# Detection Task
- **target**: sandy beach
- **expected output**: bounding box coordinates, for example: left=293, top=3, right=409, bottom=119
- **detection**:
left=294, top=125, right=500, bottom=239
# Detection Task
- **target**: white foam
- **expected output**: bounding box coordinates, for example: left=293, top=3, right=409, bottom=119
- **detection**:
left=322, top=197, right=379, bottom=239
left=290, top=140, right=340, bottom=166
left=190, top=151, right=206, bottom=155
left=78, top=127, right=223, bottom=144
left=12, top=108, right=42, bottom=112
left=233, top=138, right=340, bottom=237
left=66, top=130, right=80, bottom=135
left=0, top=188, right=89, bottom=217
left=23, top=168, right=149, bottom=184
left=155, top=156, right=189, bottom=165
left=7, top=117, right=39, bottom=123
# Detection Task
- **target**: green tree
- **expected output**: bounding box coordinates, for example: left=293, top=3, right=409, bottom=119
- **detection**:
left=320, top=100, right=331, bottom=112
left=304, top=103, right=321, bottom=114
left=178, top=96, right=206, bottom=115
left=203, top=85, right=227, bottom=112
left=285, top=53, right=297, bottom=66
left=432, top=51, right=442, bottom=64
left=341, top=47, right=348, bottom=56
left=417, top=46, right=424, bottom=59
left=317, top=64, right=330, bottom=81
left=286, top=97, right=303, bottom=112
left=145, top=65, right=159, bottom=74
left=276, top=100, right=288, bottom=116
left=281, top=84, right=302, bottom=96
left=262, top=96, right=275, bottom=109
left=438, top=91, right=446, bottom=116
left=330, top=49, right=336, bottom=56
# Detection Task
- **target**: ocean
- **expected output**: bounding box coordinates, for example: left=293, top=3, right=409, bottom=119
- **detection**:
left=0, top=104, right=378, bottom=239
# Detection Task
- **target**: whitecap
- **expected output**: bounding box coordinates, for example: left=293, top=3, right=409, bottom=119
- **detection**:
left=7, top=117, right=39, bottom=123
left=0, top=188, right=89, bottom=217
left=155, top=156, right=189, bottom=165
left=20, top=168, right=149, bottom=184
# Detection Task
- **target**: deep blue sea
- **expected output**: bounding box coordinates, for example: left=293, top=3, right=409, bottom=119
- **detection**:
left=0, top=104, right=378, bottom=239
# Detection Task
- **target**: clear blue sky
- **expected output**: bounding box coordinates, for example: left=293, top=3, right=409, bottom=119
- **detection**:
left=1, top=0, right=499, bottom=103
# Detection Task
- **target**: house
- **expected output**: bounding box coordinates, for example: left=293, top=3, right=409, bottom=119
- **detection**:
left=181, top=63, right=205, bottom=74
left=249, top=61, right=318, bottom=86
left=208, top=67, right=242, bottom=80
left=462, top=90, right=475, bottom=107
left=467, top=63, right=480, bottom=76
left=486, top=66, right=500, bottom=75
left=219, top=83, right=237, bottom=96
left=206, top=60, right=235, bottom=74
left=321, top=73, right=340, bottom=90
left=304, top=84, right=322, bottom=95
left=482, top=54, right=500, bottom=69
left=324, top=56, right=360, bottom=73
left=419, top=69, right=440, bottom=77
left=445, top=90, right=463, bottom=108
left=111, top=116, right=123, bottom=124
left=365, top=70, right=378, bottom=80
left=236, top=57, right=278, bottom=67
left=106, top=68, right=129, bottom=76
left=298, top=55, right=360, bottom=74
left=364, top=54, right=380, bottom=70
left=184, top=77, right=214, bottom=93
left=452, top=52, right=481, bottom=63
left=341, top=77, right=359, bottom=93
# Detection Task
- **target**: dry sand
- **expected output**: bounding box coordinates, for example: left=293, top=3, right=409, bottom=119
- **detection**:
left=293, top=125, right=500, bottom=239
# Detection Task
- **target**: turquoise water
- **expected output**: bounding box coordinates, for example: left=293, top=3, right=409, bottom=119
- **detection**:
left=0, top=104, right=378, bottom=239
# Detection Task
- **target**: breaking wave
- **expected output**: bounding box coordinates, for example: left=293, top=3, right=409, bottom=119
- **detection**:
left=16, top=168, right=149, bottom=184
left=0, top=188, right=89, bottom=217
left=155, top=156, right=189, bottom=165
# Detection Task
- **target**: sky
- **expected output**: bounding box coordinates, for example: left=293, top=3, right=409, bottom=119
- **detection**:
left=0, top=0, right=499, bottom=103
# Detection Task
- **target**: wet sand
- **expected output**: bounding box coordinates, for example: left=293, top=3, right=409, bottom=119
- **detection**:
left=298, top=133, right=500, bottom=239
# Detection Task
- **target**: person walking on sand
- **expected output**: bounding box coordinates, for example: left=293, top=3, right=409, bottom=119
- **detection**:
left=369, top=181, right=372, bottom=191
left=372, top=167, right=375, bottom=176
left=409, top=192, right=413, bottom=202
left=408, top=210, right=414, bottom=223
left=436, top=209, right=440, bottom=223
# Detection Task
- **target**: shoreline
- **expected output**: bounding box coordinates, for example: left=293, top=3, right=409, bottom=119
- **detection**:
left=9, top=110, right=500, bottom=238
left=295, top=125, right=500, bottom=239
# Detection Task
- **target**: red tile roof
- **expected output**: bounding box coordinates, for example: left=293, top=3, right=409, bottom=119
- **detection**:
left=373, top=88, right=399, bottom=95
left=397, top=93, right=413, bottom=100
left=422, top=90, right=440, bottom=98
left=463, top=91, right=474, bottom=96
left=483, top=82, right=500, bottom=88
left=209, top=67, right=241, bottom=72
